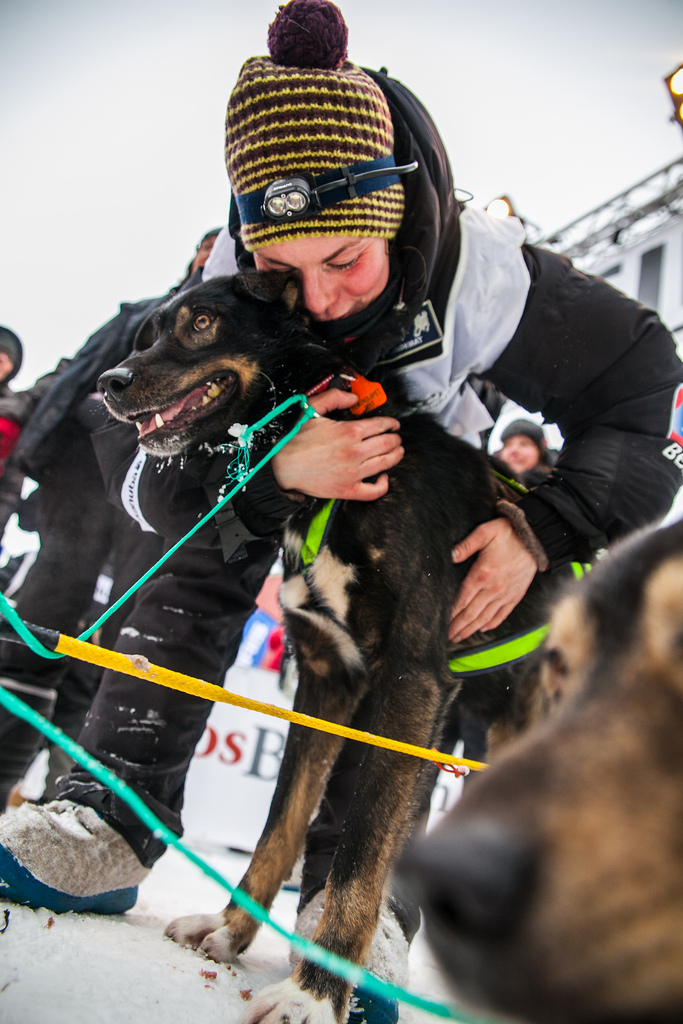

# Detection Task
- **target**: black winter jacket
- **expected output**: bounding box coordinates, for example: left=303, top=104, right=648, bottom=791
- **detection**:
left=12, top=295, right=174, bottom=484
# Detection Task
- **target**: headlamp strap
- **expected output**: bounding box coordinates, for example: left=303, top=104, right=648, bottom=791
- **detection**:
left=340, top=166, right=357, bottom=199
left=235, top=156, right=418, bottom=226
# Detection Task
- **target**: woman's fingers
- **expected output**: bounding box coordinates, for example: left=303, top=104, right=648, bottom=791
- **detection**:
left=272, top=388, right=403, bottom=499
left=449, top=519, right=537, bottom=641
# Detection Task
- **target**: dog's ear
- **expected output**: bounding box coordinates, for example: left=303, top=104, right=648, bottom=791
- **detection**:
left=133, top=309, right=160, bottom=352
left=233, top=270, right=300, bottom=312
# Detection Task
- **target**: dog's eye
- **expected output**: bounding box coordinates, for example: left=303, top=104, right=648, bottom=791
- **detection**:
left=194, top=314, right=212, bottom=331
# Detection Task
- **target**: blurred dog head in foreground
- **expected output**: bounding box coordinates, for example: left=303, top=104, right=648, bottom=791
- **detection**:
left=402, top=520, right=683, bottom=1024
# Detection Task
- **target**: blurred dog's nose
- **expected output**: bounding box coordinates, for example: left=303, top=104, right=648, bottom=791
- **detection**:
left=400, top=818, right=535, bottom=938
left=98, top=367, right=135, bottom=403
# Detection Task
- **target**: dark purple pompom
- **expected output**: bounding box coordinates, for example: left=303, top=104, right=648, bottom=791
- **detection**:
left=268, top=0, right=348, bottom=70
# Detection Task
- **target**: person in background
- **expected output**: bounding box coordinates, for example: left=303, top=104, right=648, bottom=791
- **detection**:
left=0, top=230, right=221, bottom=811
left=496, top=417, right=555, bottom=488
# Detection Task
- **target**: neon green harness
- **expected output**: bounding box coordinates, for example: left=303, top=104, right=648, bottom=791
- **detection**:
left=300, top=499, right=337, bottom=568
left=300, top=500, right=589, bottom=677
left=448, top=624, right=550, bottom=676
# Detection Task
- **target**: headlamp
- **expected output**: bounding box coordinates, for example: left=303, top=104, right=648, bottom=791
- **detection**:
left=262, top=176, right=316, bottom=222
left=249, top=157, right=418, bottom=226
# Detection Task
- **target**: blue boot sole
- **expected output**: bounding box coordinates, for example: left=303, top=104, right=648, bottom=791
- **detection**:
left=0, top=843, right=138, bottom=914
left=348, top=987, right=399, bottom=1024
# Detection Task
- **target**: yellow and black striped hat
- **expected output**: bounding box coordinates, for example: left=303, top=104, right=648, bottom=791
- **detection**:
left=225, top=0, right=406, bottom=251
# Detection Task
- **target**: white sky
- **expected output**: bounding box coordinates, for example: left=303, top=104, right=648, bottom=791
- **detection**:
left=1, top=0, right=682, bottom=388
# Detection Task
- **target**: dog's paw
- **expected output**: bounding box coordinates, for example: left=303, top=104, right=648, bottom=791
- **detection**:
left=164, top=913, right=226, bottom=951
left=198, top=922, right=243, bottom=962
left=238, top=978, right=337, bottom=1024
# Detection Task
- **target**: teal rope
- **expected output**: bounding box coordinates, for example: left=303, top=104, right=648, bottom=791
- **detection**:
left=0, top=394, right=318, bottom=661
left=0, top=683, right=499, bottom=1024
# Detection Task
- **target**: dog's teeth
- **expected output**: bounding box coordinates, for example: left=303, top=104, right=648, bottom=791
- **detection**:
left=136, top=422, right=142, bottom=431
left=155, top=413, right=165, bottom=428
left=207, top=383, right=222, bottom=398
left=201, top=395, right=211, bottom=406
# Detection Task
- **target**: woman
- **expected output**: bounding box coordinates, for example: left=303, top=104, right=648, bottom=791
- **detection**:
left=0, top=3, right=681, bottom=1017
left=496, top=417, right=554, bottom=487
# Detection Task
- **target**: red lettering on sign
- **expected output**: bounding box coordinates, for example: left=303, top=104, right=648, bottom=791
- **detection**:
left=220, top=732, right=246, bottom=765
left=195, top=725, right=218, bottom=758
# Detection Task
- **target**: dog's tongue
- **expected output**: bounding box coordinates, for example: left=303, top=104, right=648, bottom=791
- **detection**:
left=138, top=383, right=209, bottom=438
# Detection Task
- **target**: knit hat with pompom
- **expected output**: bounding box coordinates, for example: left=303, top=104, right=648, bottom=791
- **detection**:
left=225, top=0, right=404, bottom=250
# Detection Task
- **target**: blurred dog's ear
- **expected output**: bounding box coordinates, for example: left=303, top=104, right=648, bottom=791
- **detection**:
left=234, top=270, right=299, bottom=312
left=133, top=309, right=161, bottom=352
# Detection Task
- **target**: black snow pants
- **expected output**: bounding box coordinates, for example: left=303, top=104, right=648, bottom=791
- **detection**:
left=55, top=539, right=278, bottom=867
left=0, top=420, right=164, bottom=806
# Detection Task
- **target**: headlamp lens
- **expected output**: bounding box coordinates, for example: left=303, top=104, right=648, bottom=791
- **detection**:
left=265, top=195, right=287, bottom=218
left=285, top=190, right=307, bottom=213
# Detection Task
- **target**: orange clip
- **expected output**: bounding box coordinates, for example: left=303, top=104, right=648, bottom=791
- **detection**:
left=348, top=374, right=387, bottom=416
left=430, top=748, right=470, bottom=778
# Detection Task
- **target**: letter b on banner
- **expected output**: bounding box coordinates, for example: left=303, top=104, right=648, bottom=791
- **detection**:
left=245, top=727, right=285, bottom=780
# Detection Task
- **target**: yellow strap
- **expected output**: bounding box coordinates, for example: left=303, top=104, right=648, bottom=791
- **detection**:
left=55, top=633, right=487, bottom=772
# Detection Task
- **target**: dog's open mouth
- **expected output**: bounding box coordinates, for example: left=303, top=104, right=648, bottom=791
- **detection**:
left=134, top=374, right=237, bottom=439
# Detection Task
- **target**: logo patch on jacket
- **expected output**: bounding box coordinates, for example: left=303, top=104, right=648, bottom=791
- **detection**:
left=662, top=384, right=683, bottom=475
left=377, top=300, right=443, bottom=369
left=667, top=384, right=683, bottom=446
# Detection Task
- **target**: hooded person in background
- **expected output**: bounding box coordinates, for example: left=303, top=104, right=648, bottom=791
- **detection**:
left=0, top=3, right=681, bottom=1022
left=0, top=326, right=26, bottom=532
left=496, top=417, right=555, bottom=488
left=0, top=326, right=23, bottom=387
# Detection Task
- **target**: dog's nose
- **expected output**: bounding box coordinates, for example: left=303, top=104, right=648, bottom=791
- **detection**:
left=400, top=817, right=536, bottom=939
left=98, top=367, right=135, bottom=403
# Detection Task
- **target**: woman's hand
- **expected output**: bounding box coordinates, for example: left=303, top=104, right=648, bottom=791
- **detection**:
left=449, top=518, right=537, bottom=641
left=271, top=388, right=404, bottom=500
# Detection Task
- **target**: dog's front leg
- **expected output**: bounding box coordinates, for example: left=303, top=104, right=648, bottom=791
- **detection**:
left=166, top=611, right=367, bottom=964
left=244, top=667, right=447, bottom=1023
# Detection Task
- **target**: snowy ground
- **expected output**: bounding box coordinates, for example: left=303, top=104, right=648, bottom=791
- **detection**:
left=0, top=842, right=454, bottom=1024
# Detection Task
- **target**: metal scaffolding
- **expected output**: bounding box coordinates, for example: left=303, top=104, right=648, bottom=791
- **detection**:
left=541, top=156, right=683, bottom=270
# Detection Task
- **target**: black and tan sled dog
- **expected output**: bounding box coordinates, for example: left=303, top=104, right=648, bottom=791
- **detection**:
left=402, top=519, right=683, bottom=1024
left=98, top=272, right=563, bottom=1024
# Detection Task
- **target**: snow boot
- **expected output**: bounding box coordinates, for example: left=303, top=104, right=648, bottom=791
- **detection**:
left=290, top=891, right=405, bottom=1024
left=0, top=799, right=149, bottom=914
left=347, top=988, right=400, bottom=1024
left=0, top=678, right=57, bottom=809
